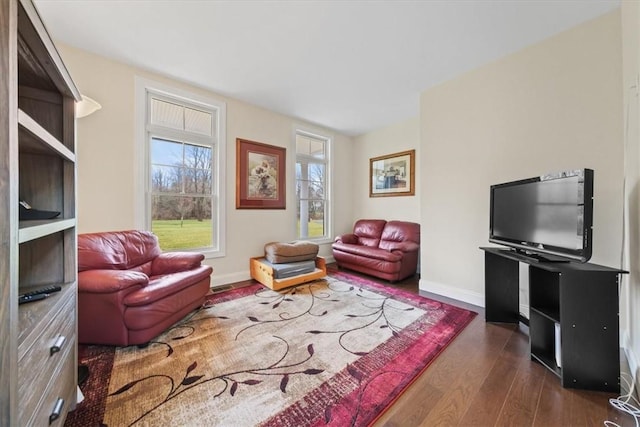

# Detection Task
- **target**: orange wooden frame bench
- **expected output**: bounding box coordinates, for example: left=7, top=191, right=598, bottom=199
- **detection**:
left=249, top=256, right=327, bottom=290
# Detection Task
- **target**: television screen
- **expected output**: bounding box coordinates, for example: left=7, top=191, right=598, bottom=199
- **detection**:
left=489, top=169, right=593, bottom=262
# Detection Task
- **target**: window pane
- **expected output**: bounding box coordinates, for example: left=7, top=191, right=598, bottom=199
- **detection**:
left=297, top=200, right=325, bottom=238
left=151, top=195, right=213, bottom=250
left=308, top=163, right=325, bottom=185
left=184, top=144, right=212, bottom=195
left=151, top=98, right=184, bottom=130
left=310, top=139, right=324, bottom=158
left=297, top=162, right=324, bottom=199
left=151, top=165, right=183, bottom=193
left=184, top=168, right=212, bottom=194
left=151, top=138, right=183, bottom=166
left=185, top=107, right=213, bottom=136
left=296, top=135, right=310, bottom=155
left=296, top=134, right=325, bottom=159
left=184, top=143, right=212, bottom=169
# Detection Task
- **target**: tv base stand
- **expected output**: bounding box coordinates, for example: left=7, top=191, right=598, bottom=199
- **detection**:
left=481, top=247, right=626, bottom=392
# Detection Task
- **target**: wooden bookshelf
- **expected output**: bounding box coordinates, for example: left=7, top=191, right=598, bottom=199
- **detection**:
left=0, top=1, right=81, bottom=425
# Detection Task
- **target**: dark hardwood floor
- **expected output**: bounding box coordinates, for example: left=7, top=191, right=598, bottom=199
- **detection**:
left=326, top=266, right=637, bottom=427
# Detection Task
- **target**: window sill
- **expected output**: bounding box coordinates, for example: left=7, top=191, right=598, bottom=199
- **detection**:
left=167, top=248, right=225, bottom=259
left=300, top=237, right=334, bottom=245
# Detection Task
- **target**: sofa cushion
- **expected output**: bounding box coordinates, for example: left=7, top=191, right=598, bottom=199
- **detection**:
left=151, top=252, right=205, bottom=276
left=379, top=221, right=421, bottom=251
left=264, top=241, right=319, bottom=264
left=78, top=230, right=162, bottom=271
left=124, top=265, right=213, bottom=307
left=78, top=269, right=149, bottom=293
left=331, top=242, right=403, bottom=263
left=353, top=219, right=387, bottom=247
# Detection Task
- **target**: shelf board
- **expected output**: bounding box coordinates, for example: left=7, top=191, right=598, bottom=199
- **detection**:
left=18, top=218, right=76, bottom=243
left=530, top=306, right=560, bottom=323
left=531, top=351, right=562, bottom=379
left=18, top=109, right=75, bottom=161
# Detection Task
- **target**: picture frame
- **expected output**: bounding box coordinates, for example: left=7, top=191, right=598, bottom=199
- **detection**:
left=369, top=149, right=415, bottom=197
left=236, top=138, right=286, bottom=209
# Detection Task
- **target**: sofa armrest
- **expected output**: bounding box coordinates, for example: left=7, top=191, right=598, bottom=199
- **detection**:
left=151, top=252, right=205, bottom=276
left=335, top=233, right=358, bottom=245
left=78, top=270, right=149, bottom=293
left=387, top=241, right=420, bottom=253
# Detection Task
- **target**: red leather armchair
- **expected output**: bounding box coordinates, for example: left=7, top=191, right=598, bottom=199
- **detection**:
left=332, top=219, right=420, bottom=282
left=77, top=230, right=213, bottom=346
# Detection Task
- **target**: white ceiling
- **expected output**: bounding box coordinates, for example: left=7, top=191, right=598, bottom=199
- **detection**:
left=34, top=0, right=620, bottom=137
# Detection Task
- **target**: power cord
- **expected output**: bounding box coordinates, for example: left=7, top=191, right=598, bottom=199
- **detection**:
left=605, top=372, right=640, bottom=427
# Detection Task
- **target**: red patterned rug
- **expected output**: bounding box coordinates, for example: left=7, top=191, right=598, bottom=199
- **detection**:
left=65, top=272, right=476, bottom=426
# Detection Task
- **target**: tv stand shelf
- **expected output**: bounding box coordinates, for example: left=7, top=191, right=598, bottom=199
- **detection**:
left=481, top=247, right=626, bottom=392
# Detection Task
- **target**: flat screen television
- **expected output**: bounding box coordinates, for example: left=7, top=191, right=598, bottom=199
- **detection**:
left=489, top=168, right=593, bottom=263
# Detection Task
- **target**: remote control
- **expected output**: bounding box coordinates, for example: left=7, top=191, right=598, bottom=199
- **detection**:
left=18, top=293, right=48, bottom=304
left=19, top=285, right=62, bottom=299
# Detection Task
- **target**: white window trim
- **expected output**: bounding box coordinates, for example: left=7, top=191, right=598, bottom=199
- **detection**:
left=135, top=76, right=226, bottom=258
left=294, top=126, right=333, bottom=244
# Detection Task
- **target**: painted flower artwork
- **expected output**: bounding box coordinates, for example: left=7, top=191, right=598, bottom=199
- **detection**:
left=247, top=151, right=278, bottom=199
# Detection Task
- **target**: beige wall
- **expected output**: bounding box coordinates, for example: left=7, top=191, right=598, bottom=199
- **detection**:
left=350, top=117, right=420, bottom=227
left=622, top=0, right=640, bottom=381
left=419, top=11, right=623, bottom=306
left=59, top=44, right=354, bottom=285
left=59, top=8, right=633, bottom=368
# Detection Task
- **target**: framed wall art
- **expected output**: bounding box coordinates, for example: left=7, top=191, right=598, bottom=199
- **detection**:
left=369, top=149, right=415, bottom=197
left=236, top=138, right=286, bottom=209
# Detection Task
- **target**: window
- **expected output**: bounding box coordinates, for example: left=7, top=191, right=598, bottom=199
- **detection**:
left=140, top=85, right=226, bottom=255
left=296, top=131, right=330, bottom=240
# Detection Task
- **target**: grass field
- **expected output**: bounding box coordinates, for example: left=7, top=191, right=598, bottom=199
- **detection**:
left=152, top=219, right=212, bottom=250
left=298, top=220, right=324, bottom=238
left=153, top=219, right=324, bottom=250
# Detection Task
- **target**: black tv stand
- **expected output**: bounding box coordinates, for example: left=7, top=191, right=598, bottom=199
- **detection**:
left=509, top=249, right=570, bottom=263
left=480, top=246, right=626, bottom=392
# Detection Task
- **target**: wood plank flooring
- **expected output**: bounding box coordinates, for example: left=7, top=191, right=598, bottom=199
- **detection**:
left=359, top=269, right=637, bottom=427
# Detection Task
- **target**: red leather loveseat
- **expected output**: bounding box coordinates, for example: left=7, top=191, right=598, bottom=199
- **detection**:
left=77, top=230, right=213, bottom=346
left=332, top=219, right=420, bottom=282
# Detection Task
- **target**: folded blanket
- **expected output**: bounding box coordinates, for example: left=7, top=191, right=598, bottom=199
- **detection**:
left=259, top=259, right=317, bottom=279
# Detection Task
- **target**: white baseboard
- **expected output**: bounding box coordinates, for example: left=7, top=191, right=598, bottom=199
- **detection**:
left=419, top=279, right=484, bottom=307
left=211, top=271, right=251, bottom=288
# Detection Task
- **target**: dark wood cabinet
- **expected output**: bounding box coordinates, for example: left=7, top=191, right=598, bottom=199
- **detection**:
left=481, top=247, right=625, bottom=392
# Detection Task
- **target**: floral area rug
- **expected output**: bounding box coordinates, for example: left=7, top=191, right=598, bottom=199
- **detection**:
left=65, top=272, right=476, bottom=427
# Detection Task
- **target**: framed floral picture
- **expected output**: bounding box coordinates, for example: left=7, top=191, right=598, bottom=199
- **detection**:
left=369, top=149, right=415, bottom=197
left=236, top=138, right=286, bottom=209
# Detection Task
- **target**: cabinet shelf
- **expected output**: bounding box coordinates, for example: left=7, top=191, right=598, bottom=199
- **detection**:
left=18, top=218, right=76, bottom=243
left=531, top=351, right=561, bottom=378
left=18, top=109, right=75, bottom=161
left=530, top=306, right=560, bottom=323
